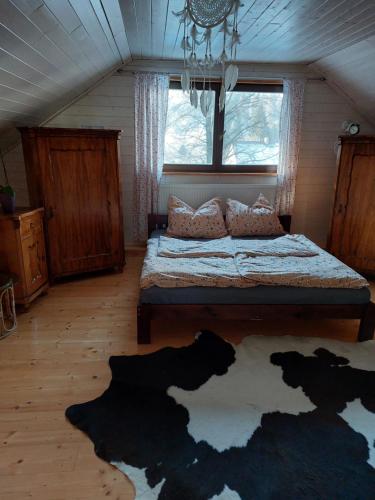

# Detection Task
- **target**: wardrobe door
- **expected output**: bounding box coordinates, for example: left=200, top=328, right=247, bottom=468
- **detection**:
left=339, top=155, right=375, bottom=271
left=43, top=136, right=122, bottom=278
left=329, top=140, right=375, bottom=273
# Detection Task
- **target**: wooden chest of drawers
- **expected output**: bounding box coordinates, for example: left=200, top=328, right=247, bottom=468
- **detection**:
left=0, top=208, right=48, bottom=308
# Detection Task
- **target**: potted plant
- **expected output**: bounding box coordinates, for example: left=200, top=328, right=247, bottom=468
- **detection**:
left=0, top=184, right=15, bottom=214
left=0, top=153, right=15, bottom=214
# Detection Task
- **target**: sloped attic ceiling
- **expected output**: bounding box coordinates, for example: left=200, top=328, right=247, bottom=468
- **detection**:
left=310, top=35, right=375, bottom=127
left=1, top=0, right=375, bottom=154
left=119, top=0, right=375, bottom=63
left=0, top=0, right=130, bottom=152
left=118, top=0, right=375, bottom=124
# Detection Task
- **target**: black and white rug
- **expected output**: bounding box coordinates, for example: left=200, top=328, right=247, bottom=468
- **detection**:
left=66, top=331, right=375, bottom=499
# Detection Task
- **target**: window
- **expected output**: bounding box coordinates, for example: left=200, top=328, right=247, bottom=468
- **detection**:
left=164, top=81, right=283, bottom=173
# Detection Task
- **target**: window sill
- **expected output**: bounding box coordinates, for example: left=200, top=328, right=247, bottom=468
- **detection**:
left=163, top=164, right=278, bottom=175
left=163, top=171, right=277, bottom=177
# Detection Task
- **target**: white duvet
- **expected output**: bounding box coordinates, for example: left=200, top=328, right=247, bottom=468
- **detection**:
left=140, top=234, right=368, bottom=290
left=158, top=234, right=319, bottom=258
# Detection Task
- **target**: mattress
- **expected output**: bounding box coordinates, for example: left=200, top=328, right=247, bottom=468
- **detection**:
left=140, top=231, right=370, bottom=305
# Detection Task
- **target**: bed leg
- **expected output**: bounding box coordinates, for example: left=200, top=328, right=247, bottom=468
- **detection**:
left=358, top=302, right=375, bottom=342
left=137, top=304, right=151, bottom=344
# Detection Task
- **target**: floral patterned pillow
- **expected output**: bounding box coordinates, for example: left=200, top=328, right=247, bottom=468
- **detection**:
left=226, top=194, right=285, bottom=236
left=167, top=196, right=227, bottom=239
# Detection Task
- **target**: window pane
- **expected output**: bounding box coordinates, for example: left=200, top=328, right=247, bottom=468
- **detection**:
left=223, top=91, right=283, bottom=165
left=164, top=89, right=214, bottom=165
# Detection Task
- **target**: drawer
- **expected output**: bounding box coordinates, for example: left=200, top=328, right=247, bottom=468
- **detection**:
left=20, top=214, right=43, bottom=240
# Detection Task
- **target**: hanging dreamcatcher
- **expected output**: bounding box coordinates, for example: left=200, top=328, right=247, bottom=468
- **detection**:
left=174, top=0, right=243, bottom=116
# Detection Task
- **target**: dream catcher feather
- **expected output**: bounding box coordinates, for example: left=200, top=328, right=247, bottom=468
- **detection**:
left=174, top=0, right=243, bottom=115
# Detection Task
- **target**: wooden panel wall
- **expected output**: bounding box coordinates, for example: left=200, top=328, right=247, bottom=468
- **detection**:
left=310, top=35, right=375, bottom=128
left=2, top=62, right=375, bottom=247
left=293, top=81, right=375, bottom=244
left=120, top=0, right=375, bottom=64
left=0, top=0, right=130, bottom=150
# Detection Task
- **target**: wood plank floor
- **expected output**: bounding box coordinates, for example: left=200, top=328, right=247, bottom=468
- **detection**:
left=0, top=251, right=373, bottom=499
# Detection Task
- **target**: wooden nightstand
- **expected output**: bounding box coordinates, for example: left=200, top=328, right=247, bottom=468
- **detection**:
left=0, top=208, right=48, bottom=309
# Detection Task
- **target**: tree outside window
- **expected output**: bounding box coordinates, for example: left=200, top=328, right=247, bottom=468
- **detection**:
left=164, top=82, right=283, bottom=173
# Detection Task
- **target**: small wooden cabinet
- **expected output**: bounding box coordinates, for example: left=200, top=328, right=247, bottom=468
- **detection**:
left=0, top=208, right=48, bottom=307
left=328, top=135, right=375, bottom=275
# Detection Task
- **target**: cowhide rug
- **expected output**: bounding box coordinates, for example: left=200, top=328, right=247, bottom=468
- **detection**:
left=66, top=331, right=375, bottom=499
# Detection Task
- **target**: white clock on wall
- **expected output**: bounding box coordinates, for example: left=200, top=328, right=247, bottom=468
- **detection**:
left=342, top=120, right=360, bottom=135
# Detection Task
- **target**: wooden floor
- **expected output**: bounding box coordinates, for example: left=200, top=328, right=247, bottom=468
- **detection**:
left=0, top=251, right=374, bottom=499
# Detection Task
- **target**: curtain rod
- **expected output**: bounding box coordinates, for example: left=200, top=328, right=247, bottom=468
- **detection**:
left=117, top=69, right=325, bottom=82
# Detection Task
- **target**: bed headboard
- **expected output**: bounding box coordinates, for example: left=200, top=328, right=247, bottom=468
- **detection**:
left=147, top=214, right=292, bottom=237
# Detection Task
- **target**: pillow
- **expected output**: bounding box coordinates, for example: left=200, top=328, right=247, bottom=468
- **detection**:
left=167, top=195, right=227, bottom=238
left=226, top=194, right=285, bottom=236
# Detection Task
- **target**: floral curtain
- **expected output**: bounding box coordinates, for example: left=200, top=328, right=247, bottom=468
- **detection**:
left=275, top=78, right=306, bottom=215
left=133, top=72, right=169, bottom=242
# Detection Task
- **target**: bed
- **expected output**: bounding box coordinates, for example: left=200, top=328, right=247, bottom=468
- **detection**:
left=137, top=214, right=375, bottom=344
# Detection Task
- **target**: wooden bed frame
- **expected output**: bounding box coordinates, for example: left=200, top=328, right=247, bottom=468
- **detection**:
left=137, top=214, right=375, bottom=344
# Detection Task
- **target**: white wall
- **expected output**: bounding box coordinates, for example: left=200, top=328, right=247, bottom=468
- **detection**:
left=2, top=62, right=375, bottom=247
left=310, top=35, right=375, bottom=129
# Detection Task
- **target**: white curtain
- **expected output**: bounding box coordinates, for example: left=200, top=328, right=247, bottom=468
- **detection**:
left=133, top=72, right=169, bottom=242
left=275, top=78, right=306, bottom=215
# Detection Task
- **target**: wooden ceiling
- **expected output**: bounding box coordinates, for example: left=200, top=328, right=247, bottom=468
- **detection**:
left=0, top=0, right=130, bottom=151
left=312, top=34, right=375, bottom=126
left=120, top=0, right=375, bottom=63
left=0, top=0, right=374, bottom=151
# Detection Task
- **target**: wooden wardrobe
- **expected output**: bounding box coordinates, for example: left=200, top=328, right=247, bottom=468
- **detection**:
left=328, top=135, right=375, bottom=275
left=19, top=127, right=124, bottom=280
